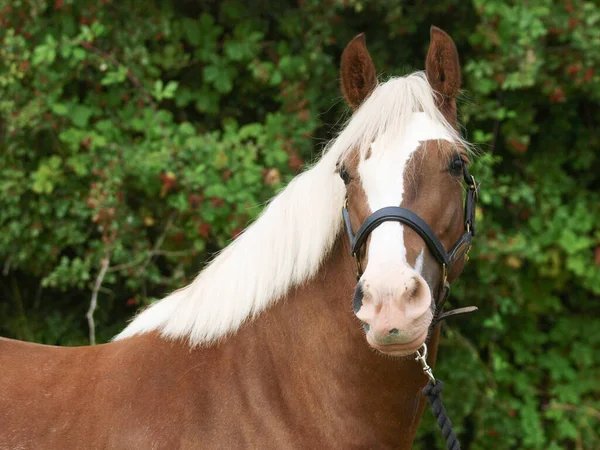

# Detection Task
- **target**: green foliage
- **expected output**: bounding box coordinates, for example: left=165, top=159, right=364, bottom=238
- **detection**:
left=1, top=0, right=599, bottom=448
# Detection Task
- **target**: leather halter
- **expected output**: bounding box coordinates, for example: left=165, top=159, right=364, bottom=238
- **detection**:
left=342, top=164, right=480, bottom=324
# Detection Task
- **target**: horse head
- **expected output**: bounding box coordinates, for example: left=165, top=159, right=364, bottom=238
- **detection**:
left=338, top=27, right=476, bottom=357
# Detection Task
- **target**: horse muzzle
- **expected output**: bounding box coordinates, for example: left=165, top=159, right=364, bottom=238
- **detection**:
left=353, top=272, right=433, bottom=357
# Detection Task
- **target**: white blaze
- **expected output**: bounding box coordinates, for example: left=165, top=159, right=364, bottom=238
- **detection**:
left=358, top=112, right=451, bottom=276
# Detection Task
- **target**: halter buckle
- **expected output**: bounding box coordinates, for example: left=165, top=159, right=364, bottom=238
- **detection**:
left=441, top=263, right=447, bottom=287
left=464, top=241, right=472, bottom=262
left=470, top=175, right=479, bottom=201
left=415, top=343, right=436, bottom=384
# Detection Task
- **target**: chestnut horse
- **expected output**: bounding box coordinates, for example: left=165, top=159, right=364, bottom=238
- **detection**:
left=0, top=27, right=475, bottom=449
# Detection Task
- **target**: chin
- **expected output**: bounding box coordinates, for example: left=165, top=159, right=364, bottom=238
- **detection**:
left=365, top=327, right=430, bottom=358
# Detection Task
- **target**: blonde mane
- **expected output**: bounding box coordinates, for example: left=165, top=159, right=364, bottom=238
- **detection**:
left=115, top=72, right=468, bottom=346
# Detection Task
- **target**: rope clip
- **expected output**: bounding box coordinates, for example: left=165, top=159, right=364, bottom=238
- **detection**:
left=415, top=343, right=436, bottom=384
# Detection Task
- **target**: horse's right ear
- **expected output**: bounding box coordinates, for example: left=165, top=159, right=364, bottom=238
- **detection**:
left=425, top=26, right=461, bottom=99
left=340, top=33, right=377, bottom=110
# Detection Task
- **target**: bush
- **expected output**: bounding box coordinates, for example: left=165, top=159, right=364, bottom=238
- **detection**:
left=1, top=0, right=599, bottom=448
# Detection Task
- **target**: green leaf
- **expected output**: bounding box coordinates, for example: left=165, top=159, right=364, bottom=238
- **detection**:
left=70, top=104, right=93, bottom=128
left=101, top=66, right=129, bottom=86
left=31, top=156, right=63, bottom=194
left=51, top=103, right=69, bottom=116
left=182, top=18, right=201, bottom=45
left=162, top=81, right=179, bottom=99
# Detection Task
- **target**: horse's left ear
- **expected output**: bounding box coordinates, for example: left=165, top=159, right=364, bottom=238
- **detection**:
left=340, top=33, right=377, bottom=110
left=425, top=26, right=461, bottom=99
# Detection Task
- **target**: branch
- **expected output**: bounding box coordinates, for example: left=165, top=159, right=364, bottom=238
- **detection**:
left=79, top=41, right=171, bottom=145
left=489, top=90, right=504, bottom=154
left=80, top=40, right=155, bottom=108
left=441, top=323, right=498, bottom=390
left=545, top=403, right=600, bottom=421
left=153, top=249, right=196, bottom=257
left=107, top=212, right=177, bottom=274
left=135, top=212, right=177, bottom=277
left=2, top=256, right=11, bottom=276
left=87, top=254, right=110, bottom=345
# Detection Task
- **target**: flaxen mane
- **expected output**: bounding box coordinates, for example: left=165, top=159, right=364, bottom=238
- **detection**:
left=115, top=72, right=468, bottom=346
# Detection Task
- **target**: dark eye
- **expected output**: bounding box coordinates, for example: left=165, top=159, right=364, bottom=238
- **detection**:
left=449, top=156, right=464, bottom=177
left=339, top=165, right=352, bottom=184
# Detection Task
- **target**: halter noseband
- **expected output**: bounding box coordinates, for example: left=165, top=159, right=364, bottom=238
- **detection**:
left=342, top=164, right=480, bottom=324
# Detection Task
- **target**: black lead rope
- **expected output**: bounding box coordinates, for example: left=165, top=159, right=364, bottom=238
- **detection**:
left=422, top=380, right=460, bottom=450
left=415, top=343, right=461, bottom=450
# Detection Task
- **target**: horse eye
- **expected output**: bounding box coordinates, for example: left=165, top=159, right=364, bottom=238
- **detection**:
left=339, top=166, right=352, bottom=184
left=449, top=156, right=464, bottom=177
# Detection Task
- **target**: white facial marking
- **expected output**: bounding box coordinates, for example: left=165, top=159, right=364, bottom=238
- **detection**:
left=358, top=112, right=451, bottom=273
left=414, top=249, right=425, bottom=274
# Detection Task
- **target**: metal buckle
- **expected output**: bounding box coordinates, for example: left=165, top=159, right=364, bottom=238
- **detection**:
left=470, top=175, right=479, bottom=202
left=441, top=263, right=447, bottom=287
left=415, top=343, right=436, bottom=384
left=355, top=254, right=363, bottom=280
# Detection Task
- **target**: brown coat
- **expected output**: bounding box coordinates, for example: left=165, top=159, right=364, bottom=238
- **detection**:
left=0, top=238, right=437, bottom=449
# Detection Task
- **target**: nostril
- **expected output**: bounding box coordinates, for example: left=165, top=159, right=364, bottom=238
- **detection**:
left=404, top=277, right=417, bottom=292
left=401, top=276, right=431, bottom=320
left=353, top=283, right=364, bottom=314
left=403, top=277, right=423, bottom=303
left=388, top=328, right=399, bottom=336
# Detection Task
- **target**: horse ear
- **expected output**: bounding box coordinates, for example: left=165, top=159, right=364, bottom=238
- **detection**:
left=425, top=26, right=461, bottom=98
left=340, top=33, right=377, bottom=110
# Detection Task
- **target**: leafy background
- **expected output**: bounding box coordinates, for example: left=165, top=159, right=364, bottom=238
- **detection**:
left=1, top=0, right=599, bottom=448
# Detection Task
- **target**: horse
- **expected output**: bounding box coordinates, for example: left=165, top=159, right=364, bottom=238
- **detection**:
left=0, top=26, right=477, bottom=449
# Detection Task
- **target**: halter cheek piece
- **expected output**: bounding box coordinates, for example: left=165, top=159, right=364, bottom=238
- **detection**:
left=342, top=164, right=480, bottom=325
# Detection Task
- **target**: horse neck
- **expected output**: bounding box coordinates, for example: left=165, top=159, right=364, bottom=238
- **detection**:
left=227, top=232, right=441, bottom=446
left=117, top=232, right=441, bottom=447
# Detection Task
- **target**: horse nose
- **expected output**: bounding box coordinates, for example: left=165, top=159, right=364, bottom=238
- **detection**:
left=397, top=276, right=430, bottom=320
left=354, top=272, right=432, bottom=339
